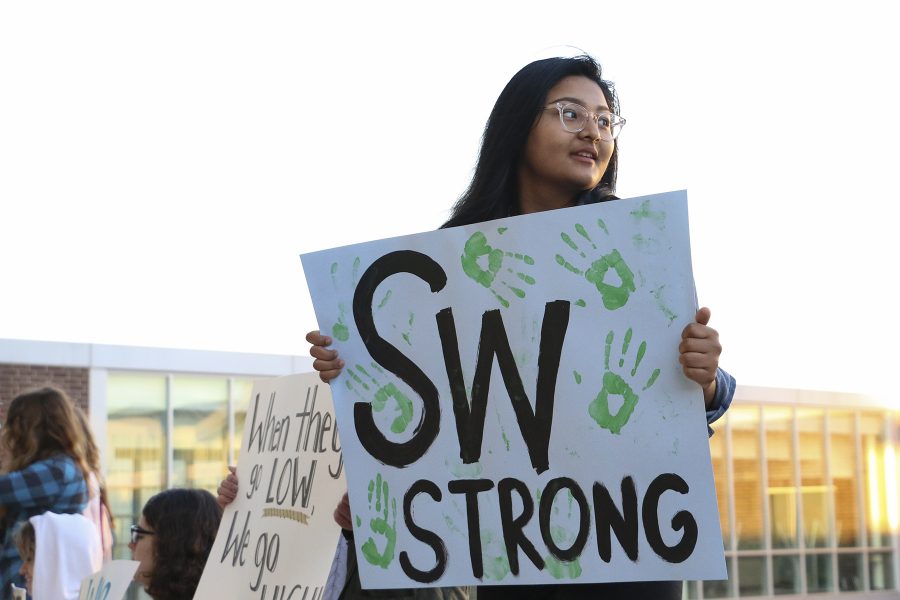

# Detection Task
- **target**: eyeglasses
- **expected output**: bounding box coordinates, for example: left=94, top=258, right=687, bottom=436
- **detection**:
left=546, top=102, right=626, bottom=141
left=130, top=524, right=155, bottom=544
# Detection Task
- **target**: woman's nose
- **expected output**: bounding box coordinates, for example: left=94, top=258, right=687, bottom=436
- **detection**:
left=580, top=116, right=602, bottom=141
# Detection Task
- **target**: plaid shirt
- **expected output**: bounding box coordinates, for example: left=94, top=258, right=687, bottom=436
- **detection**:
left=0, top=455, right=87, bottom=600
left=706, top=367, right=736, bottom=436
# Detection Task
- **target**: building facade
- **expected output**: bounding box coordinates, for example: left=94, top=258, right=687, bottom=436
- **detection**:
left=1, top=338, right=898, bottom=598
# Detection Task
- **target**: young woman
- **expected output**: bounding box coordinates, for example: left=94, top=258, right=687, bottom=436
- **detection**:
left=129, top=488, right=222, bottom=600
left=309, top=55, right=735, bottom=599
left=0, top=387, right=91, bottom=599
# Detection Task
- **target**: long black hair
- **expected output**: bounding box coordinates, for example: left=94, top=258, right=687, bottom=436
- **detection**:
left=442, top=55, right=619, bottom=228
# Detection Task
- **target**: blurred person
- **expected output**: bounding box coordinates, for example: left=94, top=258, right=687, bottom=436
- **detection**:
left=72, top=406, right=114, bottom=561
left=129, top=488, right=221, bottom=600
left=0, top=387, right=90, bottom=599
left=14, top=512, right=102, bottom=599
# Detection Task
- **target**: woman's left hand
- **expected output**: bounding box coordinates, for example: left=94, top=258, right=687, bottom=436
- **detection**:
left=679, top=307, right=721, bottom=409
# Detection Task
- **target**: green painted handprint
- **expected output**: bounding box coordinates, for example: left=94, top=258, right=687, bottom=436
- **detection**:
left=345, top=363, right=414, bottom=434
left=329, top=258, right=361, bottom=342
left=480, top=530, right=511, bottom=581
left=396, top=311, right=415, bottom=346
left=461, top=228, right=536, bottom=308
left=375, top=288, right=416, bottom=346
left=630, top=198, right=667, bottom=229
left=332, top=302, right=350, bottom=342
left=555, top=220, right=635, bottom=310
left=360, top=474, right=397, bottom=569
left=589, top=328, right=661, bottom=434
left=543, top=490, right=583, bottom=580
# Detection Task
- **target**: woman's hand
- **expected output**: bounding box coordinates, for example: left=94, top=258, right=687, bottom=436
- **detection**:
left=333, top=492, right=352, bottom=531
left=307, top=330, right=344, bottom=383
left=679, top=307, right=722, bottom=409
left=216, top=466, right=238, bottom=509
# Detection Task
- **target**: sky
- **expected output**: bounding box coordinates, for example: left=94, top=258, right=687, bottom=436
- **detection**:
left=1, top=1, right=897, bottom=402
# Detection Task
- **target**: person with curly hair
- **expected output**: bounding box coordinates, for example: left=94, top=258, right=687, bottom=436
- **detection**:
left=129, top=488, right=222, bottom=600
left=0, top=387, right=91, bottom=599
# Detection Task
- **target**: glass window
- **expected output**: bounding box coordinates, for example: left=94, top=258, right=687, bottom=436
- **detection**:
left=860, top=412, right=889, bottom=548
left=829, top=410, right=862, bottom=547
left=737, top=556, right=767, bottom=596
left=106, top=373, right=167, bottom=560
left=731, top=406, right=764, bottom=550
left=888, top=440, right=900, bottom=538
left=171, top=375, right=228, bottom=491
left=837, top=553, right=864, bottom=591
left=765, top=407, right=797, bottom=549
left=772, top=554, right=800, bottom=595
left=709, top=418, right=730, bottom=550
left=805, top=552, right=833, bottom=593
left=703, top=556, right=734, bottom=598
left=231, top=378, right=255, bottom=464
left=869, top=551, right=895, bottom=590
left=797, top=408, right=831, bottom=548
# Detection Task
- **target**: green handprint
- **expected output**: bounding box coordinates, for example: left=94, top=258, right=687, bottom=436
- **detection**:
left=395, top=311, right=415, bottom=346
left=589, top=328, right=661, bottom=434
left=543, top=490, right=583, bottom=580
left=629, top=198, right=667, bottom=229
left=461, top=228, right=536, bottom=308
left=329, top=258, right=361, bottom=342
left=480, top=530, right=511, bottom=581
left=375, top=287, right=415, bottom=346
left=345, top=363, right=414, bottom=434
left=332, top=302, right=350, bottom=342
left=360, top=474, right=397, bottom=569
left=555, top=220, right=635, bottom=310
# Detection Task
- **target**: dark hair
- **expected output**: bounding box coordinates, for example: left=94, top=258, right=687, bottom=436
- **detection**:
left=142, top=488, right=222, bottom=600
left=1, top=387, right=90, bottom=481
left=443, top=55, right=619, bottom=228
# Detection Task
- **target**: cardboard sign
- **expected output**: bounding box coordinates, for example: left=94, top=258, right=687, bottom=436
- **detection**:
left=301, top=191, right=726, bottom=588
left=195, top=373, right=345, bottom=599
left=78, top=561, right=139, bottom=600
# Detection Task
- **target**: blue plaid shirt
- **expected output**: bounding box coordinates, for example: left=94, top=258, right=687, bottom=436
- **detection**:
left=706, top=367, right=736, bottom=436
left=0, top=454, right=88, bottom=599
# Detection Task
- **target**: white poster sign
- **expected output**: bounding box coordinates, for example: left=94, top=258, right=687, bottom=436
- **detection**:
left=78, top=561, right=139, bottom=600
left=195, top=373, right=345, bottom=599
left=301, top=191, right=726, bottom=588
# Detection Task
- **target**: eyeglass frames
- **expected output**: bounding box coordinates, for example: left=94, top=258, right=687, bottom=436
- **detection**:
left=130, top=524, right=155, bottom=545
left=546, top=101, right=626, bottom=141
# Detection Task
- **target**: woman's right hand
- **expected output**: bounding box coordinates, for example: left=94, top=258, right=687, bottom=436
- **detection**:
left=307, top=330, right=344, bottom=383
left=216, top=466, right=238, bottom=509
